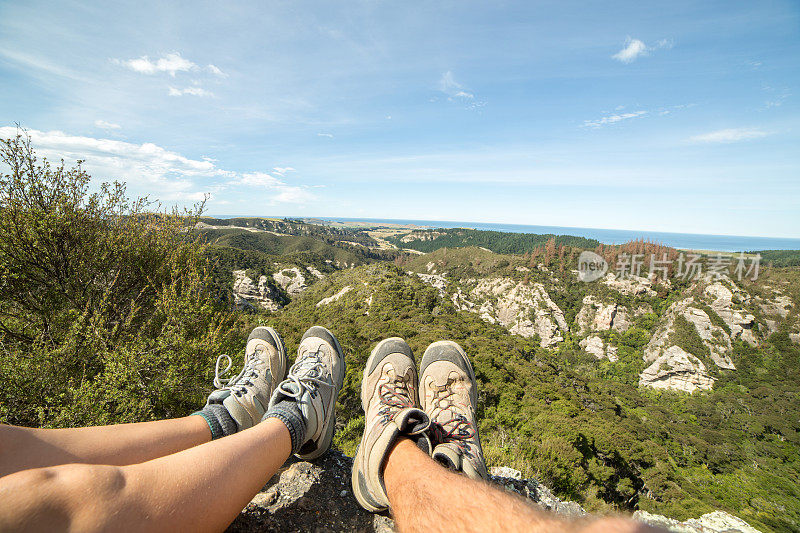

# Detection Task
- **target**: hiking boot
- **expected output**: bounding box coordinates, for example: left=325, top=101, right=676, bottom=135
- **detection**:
left=268, top=326, right=346, bottom=460
left=352, top=338, right=432, bottom=512
left=420, top=340, right=488, bottom=481
left=204, top=326, right=287, bottom=431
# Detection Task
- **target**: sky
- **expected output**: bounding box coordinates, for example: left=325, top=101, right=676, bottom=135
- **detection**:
left=1, top=0, right=798, bottom=237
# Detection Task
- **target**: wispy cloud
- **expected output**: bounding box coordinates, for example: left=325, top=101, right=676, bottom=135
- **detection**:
left=689, top=128, right=769, bottom=143
left=612, top=38, right=648, bottom=63
left=612, top=37, right=672, bottom=63
left=113, top=52, right=196, bottom=76
left=0, top=126, right=312, bottom=204
left=94, top=120, right=121, bottom=131
left=168, top=86, right=214, bottom=97
left=317, top=132, right=334, bottom=138
left=583, top=110, right=648, bottom=128
left=112, top=52, right=226, bottom=78
left=438, top=71, right=485, bottom=109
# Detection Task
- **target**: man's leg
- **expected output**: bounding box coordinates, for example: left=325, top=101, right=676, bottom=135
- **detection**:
left=384, top=437, right=656, bottom=533
left=0, top=418, right=290, bottom=533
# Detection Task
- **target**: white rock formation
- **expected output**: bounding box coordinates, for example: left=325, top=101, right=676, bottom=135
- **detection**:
left=416, top=273, right=448, bottom=298
left=579, top=335, right=618, bottom=362
left=602, top=273, right=657, bottom=297
left=316, top=286, right=352, bottom=307
left=639, top=346, right=715, bottom=393
left=704, top=281, right=757, bottom=347
left=306, top=266, right=325, bottom=279
left=634, top=509, right=762, bottom=533
left=273, top=267, right=307, bottom=296
left=575, top=295, right=631, bottom=334
left=455, top=278, right=568, bottom=347
left=232, top=270, right=282, bottom=311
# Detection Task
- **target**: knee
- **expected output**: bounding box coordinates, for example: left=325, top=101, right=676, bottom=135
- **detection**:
left=0, top=464, right=127, bottom=531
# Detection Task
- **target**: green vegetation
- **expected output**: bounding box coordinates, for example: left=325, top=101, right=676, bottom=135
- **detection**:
left=388, top=227, right=599, bottom=254
left=754, top=249, right=800, bottom=268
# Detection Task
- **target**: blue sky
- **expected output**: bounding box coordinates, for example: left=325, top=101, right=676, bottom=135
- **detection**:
left=1, top=1, right=798, bottom=237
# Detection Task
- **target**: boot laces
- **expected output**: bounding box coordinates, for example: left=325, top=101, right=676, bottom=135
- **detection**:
left=275, top=345, right=332, bottom=400
left=378, top=375, right=415, bottom=420
left=213, top=346, right=268, bottom=397
left=430, top=383, right=475, bottom=448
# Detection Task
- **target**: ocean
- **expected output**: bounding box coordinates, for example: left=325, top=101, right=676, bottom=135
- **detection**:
left=314, top=217, right=800, bottom=253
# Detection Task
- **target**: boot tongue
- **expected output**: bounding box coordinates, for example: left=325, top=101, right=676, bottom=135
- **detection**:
left=280, top=381, right=320, bottom=440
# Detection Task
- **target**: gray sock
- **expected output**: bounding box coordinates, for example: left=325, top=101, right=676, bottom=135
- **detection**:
left=192, top=404, right=238, bottom=440
left=262, top=400, right=307, bottom=455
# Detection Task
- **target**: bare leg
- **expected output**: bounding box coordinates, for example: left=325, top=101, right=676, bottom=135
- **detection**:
left=0, top=418, right=290, bottom=533
left=0, top=417, right=212, bottom=477
left=384, top=438, right=660, bottom=533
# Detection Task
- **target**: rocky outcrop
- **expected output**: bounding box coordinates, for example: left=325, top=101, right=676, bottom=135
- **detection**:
left=639, top=346, right=715, bottom=393
left=228, top=450, right=759, bottom=533
left=454, top=278, right=569, bottom=347
left=415, top=273, right=448, bottom=298
left=232, top=270, right=283, bottom=312
left=633, top=510, right=761, bottom=533
left=316, top=286, right=353, bottom=307
left=703, top=281, right=757, bottom=347
left=602, top=273, right=657, bottom=297
left=576, top=295, right=631, bottom=335
left=228, top=451, right=584, bottom=533
left=579, top=335, right=618, bottom=361
left=273, top=267, right=307, bottom=296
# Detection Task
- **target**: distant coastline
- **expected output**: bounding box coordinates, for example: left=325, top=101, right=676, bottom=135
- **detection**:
left=315, top=217, right=800, bottom=253
left=205, top=215, right=800, bottom=252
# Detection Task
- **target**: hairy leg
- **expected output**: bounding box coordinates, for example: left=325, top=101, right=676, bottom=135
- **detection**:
left=384, top=438, right=660, bottom=533
left=0, top=418, right=290, bottom=533
left=0, top=417, right=212, bottom=477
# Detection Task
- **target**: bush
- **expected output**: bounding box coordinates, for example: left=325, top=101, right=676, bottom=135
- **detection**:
left=0, top=132, right=243, bottom=428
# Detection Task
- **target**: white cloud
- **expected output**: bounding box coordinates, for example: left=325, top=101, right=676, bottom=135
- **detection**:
left=438, top=71, right=484, bottom=108
left=0, top=126, right=313, bottom=205
left=317, top=133, right=334, bottom=138
left=612, top=37, right=673, bottom=63
left=273, top=167, right=295, bottom=175
left=168, top=86, right=214, bottom=97
left=94, top=120, right=121, bottom=131
left=612, top=38, right=648, bottom=63
left=689, top=128, right=769, bottom=143
left=114, top=52, right=197, bottom=76
left=583, top=110, right=647, bottom=128
left=206, top=64, right=227, bottom=77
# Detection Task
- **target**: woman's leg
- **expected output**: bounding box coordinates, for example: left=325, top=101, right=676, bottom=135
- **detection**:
left=0, top=418, right=290, bottom=533
left=0, top=417, right=212, bottom=477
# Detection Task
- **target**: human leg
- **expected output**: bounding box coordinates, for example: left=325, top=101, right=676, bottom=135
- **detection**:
left=0, top=325, right=346, bottom=532
left=0, top=326, right=286, bottom=478
left=384, top=437, right=657, bottom=533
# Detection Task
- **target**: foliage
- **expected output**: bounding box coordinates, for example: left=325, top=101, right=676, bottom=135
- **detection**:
left=0, top=133, right=243, bottom=427
left=388, top=228, right=599, bottom=254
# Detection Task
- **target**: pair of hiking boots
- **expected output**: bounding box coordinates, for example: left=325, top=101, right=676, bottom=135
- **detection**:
left=202, top=326, right=486, bottom=513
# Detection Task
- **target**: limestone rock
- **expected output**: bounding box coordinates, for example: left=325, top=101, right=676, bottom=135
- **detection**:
left=639, top=346, right=715, bottom=393
left=575, top=295, right=631, bottom=335
left=579, top=335, right=618, bottom=362
left=229, top=450, right=585, bottom=532
left=633, top=510, right=762, bottom=533
left=416, top=272, right=448, bottom=298
left=232, top=270, right=282, bottom=312
left=273, top=267, right=307, bottom=296
left=602, top=273, right=657, bottom=297
left=463, top=278, right=569, bottom=347
left=316, top=286, right=353, bottom=307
